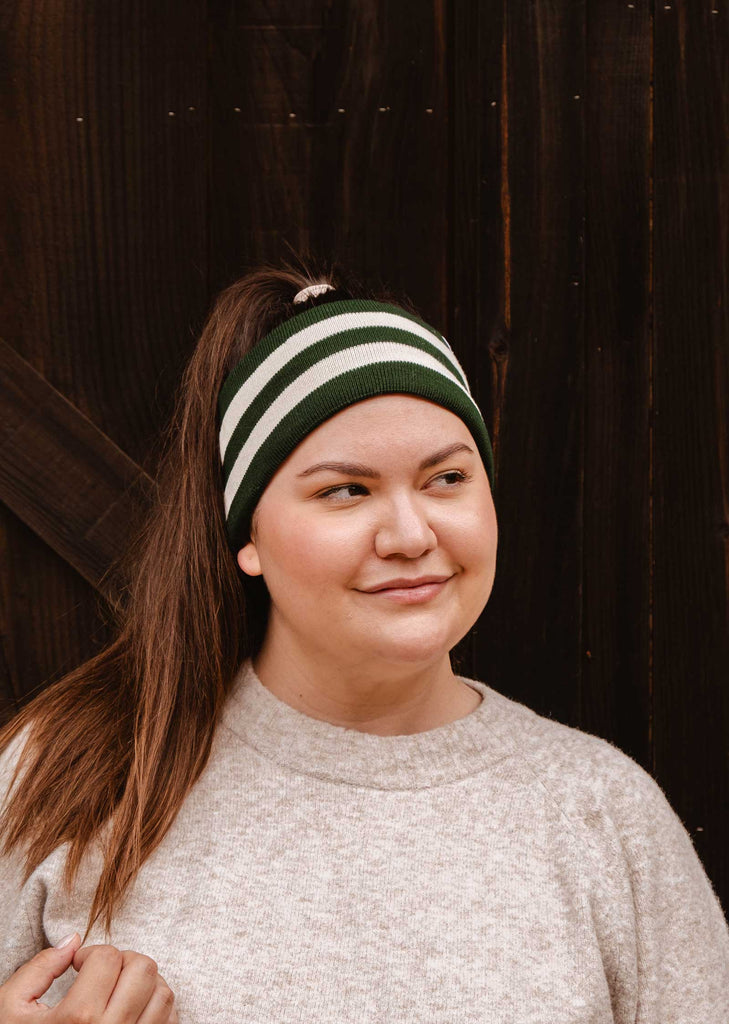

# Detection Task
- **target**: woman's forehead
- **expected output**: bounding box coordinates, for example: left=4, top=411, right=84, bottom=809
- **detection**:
left=287, top=396, right=475, bottom=463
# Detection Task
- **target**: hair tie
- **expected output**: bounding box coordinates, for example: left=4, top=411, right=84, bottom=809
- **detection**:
left=292, top=283, right=335, bottom=305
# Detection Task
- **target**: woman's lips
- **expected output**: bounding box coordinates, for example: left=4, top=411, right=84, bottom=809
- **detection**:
left=363, top=578, right=451, bottom=604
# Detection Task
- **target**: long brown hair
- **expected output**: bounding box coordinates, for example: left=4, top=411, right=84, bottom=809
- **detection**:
left=0, top=253, right=421, bottom=938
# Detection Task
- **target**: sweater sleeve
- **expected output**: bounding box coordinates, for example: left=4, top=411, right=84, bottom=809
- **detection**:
left=0, top=728, right=46, bottom=985
left=607, top=757, right=729, bottom=1023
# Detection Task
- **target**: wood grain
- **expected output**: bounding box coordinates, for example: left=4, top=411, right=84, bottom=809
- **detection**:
left=652, top=2, right=729, bottom=894
left=208, top=0, right=449, bottom=322
left=0, top=0, right=208, bottom=710
left=0, top=337, right=154, bottom=597
left=479, top=0, right=587, bottom=733
left=583, top=1, right=652, bottom=767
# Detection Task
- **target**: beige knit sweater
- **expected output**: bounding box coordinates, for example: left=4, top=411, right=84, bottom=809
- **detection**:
left=1, top=660, right=728, bottom=1022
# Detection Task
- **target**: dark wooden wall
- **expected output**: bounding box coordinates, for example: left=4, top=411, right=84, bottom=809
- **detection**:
left=2, top=1, right=728, bottom=913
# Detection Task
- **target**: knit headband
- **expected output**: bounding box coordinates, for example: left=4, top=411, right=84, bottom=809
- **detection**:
left=217, top=294, right=495, bottom=551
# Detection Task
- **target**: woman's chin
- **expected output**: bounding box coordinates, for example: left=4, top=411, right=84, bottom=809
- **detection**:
left=359, top=633, right=453, bottom=666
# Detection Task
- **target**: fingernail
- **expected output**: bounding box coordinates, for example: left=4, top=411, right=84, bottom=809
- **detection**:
left=54, top=932, right=77, bottom=948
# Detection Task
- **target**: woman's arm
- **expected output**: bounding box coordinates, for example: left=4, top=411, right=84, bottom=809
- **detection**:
left=0, top=848, right=44, bottom=983
left=608, top=760, right=729, bottom=1022
left=0, top=726, right=46, bottom=982
left=1, top=731, right=179, bottom=1021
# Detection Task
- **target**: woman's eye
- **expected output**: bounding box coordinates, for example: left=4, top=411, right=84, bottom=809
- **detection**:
left=317, top=483, right=369, bottom=501
left=431, top=470, right=469, bottom=487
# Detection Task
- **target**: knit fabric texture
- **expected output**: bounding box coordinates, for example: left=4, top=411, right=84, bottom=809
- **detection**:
left=217, top=299, right=495, bottom=550
left=2, top=661, right=728, bottom=1022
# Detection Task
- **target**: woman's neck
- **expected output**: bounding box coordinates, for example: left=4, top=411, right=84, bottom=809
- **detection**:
left=251, top=639, right=481, bottom=736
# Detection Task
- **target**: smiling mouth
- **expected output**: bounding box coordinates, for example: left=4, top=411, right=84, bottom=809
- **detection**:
left=361, top=575, right=453, bottom=593
left=358, top=576, right=453, bottom=604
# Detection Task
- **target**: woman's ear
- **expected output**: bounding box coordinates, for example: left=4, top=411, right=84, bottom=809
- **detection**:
left=237, top=540, right=262, bottom=577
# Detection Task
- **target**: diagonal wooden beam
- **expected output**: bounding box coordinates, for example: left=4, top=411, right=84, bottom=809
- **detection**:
left=0, top=338, right=156, bottom=602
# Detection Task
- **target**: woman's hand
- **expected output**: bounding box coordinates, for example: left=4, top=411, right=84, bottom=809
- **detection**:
left=0, top=933, right=178, bottom=1022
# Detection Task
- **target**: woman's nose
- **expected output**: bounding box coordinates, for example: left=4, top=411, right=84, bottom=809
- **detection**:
left=373, top=494, right=437, bottom=559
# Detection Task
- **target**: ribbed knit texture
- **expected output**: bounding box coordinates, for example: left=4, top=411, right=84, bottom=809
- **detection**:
left=217, top=300, right=495, bottom=550
left=2, top=661, right=728, bottom=1022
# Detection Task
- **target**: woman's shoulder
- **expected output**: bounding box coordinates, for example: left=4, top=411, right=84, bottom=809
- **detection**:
left=466, top=677, right=722, bottom=928
left=0, top=721, right=33, bottom=810
left=466, top=676, right=681, bottom=837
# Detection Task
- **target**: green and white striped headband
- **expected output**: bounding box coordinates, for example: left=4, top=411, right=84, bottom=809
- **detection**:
left=218, top=294, right=495, bottom=551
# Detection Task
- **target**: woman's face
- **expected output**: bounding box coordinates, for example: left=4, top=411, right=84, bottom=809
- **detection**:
left=237, top=394, right=498, bottom=671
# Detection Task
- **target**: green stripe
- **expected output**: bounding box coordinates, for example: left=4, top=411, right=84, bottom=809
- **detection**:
left=221, top=330, right=469, bottom=477
left=225, top=364, right=494, bottom=551
left=218, top=299, right=452, bottom=419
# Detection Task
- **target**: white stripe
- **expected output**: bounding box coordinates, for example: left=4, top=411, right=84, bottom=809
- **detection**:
left=219, top=312, right=468, bottom=461
left=223, top=341, right=480, bottom=516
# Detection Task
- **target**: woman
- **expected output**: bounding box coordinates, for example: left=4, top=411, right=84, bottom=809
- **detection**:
left=1, top=261, right=728, bottom=1023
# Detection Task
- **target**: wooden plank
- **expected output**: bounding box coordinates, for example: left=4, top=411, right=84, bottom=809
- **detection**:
left=0, top=512, right=118, bottom=727
left=0, top=0, right=207, bottom=713
left=582, top=4, right=652, bottom=765
left=455, top=1, right=587, bottom=725
left=449, top=0, right=505, bottom=681
left=0, top=337, right=155, bottom=599
left=0, top=0, right=208, bottom=458
left=653, top=3, right=729, bottom=902
left=208, top=0, right=449, bottom=327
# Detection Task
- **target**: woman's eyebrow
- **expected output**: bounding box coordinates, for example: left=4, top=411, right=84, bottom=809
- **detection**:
left=298, top=460, right=380, bottom=479
left=419, top=442, right=474, bottom=470
left=297, top=442, right=474, bottom=479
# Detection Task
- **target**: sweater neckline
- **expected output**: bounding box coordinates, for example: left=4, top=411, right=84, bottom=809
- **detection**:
left=221, top=659, right=518, bottom=790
